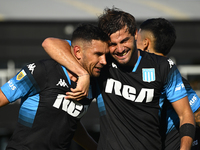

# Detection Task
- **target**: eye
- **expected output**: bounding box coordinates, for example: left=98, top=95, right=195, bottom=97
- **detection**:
left=96, top=52, right=103, bottom=56
left=121, top=37, right=129, bottom=44
left=109, top=42, right=116, bottom=47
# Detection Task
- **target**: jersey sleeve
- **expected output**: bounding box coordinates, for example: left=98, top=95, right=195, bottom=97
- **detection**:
left=161, top=58, right=187, bottom=103
left=1, top=61, right=46, bottom=103
left=182, top=77, right=200, bottom=113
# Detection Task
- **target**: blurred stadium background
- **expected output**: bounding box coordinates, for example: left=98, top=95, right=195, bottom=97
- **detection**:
left=0, top=0, right=200, bottom=149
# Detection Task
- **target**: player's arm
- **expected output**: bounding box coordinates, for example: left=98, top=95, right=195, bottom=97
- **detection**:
left=42, top=37, right=90, bottom=100
left=0, top=89, right=9, bottom=107
left=194, top=107, right=200, bottom=127
left=73, top=121, right=97, bottom=150
left=172, top=96, right=196, bottom=150
left=182, top=77, right=200, bottom=128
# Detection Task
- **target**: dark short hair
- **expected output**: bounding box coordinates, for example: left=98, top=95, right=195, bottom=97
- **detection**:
left=71, top=24, right=109, bottom=44
left=139, top=18, right=176, bottom=56
left=98, top=7, right=137, bottom=37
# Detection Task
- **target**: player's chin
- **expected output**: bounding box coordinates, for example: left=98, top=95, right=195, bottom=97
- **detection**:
left=92, top=71, right=101, bottom=77
left=116, top=58, right=129, bottom=66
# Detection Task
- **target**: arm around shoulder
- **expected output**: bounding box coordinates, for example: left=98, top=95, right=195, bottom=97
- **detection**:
left=42, top=37, right=88, bottom=76
left=42, top=37, right=90, bottom=100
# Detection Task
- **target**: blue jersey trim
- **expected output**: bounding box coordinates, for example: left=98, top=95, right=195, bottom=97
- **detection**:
left=97, top=93, right=106, bottom=116
left=96, top=81, right=106, bottom=116
left=1, top=68, right=39, bottom=103
left=18, top=94, right=40, bottom=128
left=61, top=66, right=71, bottom=85
left=132, top=56, right=142, bottom=72
left=66, top=40, right=71, bottom=46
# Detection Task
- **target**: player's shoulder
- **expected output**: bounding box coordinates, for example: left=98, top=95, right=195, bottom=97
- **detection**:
left=140, top=50, right=172, bottom=68
left=36, top=59, right=60, bottom=69
left=140, top=50, right=168, bottom=62
left=25, top=59, right=61, bottom=75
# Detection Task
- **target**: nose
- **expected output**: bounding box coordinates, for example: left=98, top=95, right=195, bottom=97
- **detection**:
left=117, top=44, right=124, bottom=53
left=100, top=54, right=107, bottom=66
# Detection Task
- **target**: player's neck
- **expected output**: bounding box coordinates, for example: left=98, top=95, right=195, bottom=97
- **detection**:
left=148, top=49, right=165, bottom=57
left=154, top=52, right=164, bottom=57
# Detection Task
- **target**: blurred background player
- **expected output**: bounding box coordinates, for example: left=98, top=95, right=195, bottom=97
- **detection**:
left=136, top=17, right=200, bottom=150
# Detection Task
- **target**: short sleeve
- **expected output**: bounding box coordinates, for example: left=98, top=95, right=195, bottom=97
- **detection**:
left=1, top=61, right=46, bottom=103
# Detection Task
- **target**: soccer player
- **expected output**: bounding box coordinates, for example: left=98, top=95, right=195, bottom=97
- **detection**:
left=0, top=24, right=109, bottom=150
left=136, top=17, right=200, bottom=150
left=42, top=7, right=195, bottom=150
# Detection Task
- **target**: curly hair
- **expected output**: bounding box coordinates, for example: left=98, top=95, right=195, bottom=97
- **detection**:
left=98, top=7, right=137, bottom=37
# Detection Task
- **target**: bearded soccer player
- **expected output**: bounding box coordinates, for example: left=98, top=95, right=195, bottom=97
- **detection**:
left=42, top=7, right=195, bottom=150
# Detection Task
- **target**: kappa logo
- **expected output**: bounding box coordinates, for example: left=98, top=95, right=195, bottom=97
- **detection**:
left=168, top=59, right=174, bottom=68
left=27, top=63, right=36, bottom=74
left=111, top=62, right=117, bottom=68
left=56, top=79, right=68, bottom=87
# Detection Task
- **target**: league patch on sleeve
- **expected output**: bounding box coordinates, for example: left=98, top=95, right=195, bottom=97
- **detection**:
left=17, top=70, right=27, bottom=80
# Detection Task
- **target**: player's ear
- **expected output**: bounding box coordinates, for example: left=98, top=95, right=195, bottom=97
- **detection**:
left=134, top=29, right=138, bottom=39
left=73, top=45, right=81, bottom=60
left=143, top=38, right=150, bottom=52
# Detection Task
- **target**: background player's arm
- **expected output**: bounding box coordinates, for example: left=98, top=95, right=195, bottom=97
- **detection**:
left=42, top=37, right=90, bottom=100
left=194, top=107, right=200, bottom=127
left=0, top=89, right=9, bottom=107
left=73, top=121, right=97, bottom=150
left=172, top=96, right=195, bottom=150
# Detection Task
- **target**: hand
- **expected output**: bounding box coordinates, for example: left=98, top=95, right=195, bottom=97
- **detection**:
left=66, top=74, right=90, bottom=101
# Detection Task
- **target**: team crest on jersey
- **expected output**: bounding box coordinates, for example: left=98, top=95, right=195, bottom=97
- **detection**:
left=16, top=70, right=27, bottom=80
left=142, top=68, right=155, bottom=82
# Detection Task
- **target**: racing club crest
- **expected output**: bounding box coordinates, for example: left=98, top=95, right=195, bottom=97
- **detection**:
left=142, top=68, right=155, bottom=82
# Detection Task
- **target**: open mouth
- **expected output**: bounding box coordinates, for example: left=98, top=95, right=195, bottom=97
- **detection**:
left=115, top=50, right=129, bottom=58
left=117, top=51, right=128, bottom=56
